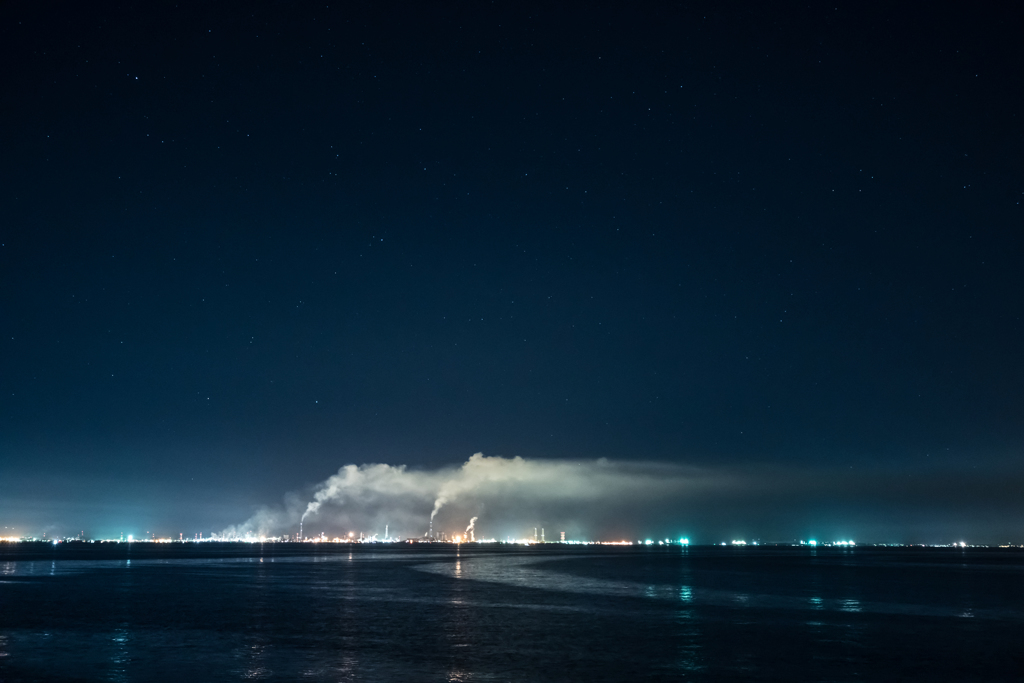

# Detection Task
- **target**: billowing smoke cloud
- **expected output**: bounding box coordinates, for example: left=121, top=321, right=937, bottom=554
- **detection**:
left=466, top=516, right=478, bottom=542
left=218, top=452, right=1024, bottom=543
left=220, top=453, right=730, bottom=540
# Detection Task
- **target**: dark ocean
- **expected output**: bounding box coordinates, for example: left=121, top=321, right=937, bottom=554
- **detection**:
left=1, top=544, right=1021, bottom=682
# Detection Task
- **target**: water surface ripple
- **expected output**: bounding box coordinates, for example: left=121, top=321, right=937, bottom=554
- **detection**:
left=1, top=545, right=1021, bottom=681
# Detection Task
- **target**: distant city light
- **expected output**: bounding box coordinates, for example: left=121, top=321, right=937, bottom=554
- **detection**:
left=0, top=531, right=1000, bottom=548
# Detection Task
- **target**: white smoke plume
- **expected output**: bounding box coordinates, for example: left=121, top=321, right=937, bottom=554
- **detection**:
left=466, top=516, right=478, bottom=542
left=217, top=452, right=1024, bottom=543
left=219, top=453, right=730, bottom=539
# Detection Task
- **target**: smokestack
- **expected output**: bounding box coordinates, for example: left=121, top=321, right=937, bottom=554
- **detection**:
left=299, top=521, right=303, bottom=541
left=541, top=528, right=545, bottom=543
left=534, top=527, right=538, bottom=541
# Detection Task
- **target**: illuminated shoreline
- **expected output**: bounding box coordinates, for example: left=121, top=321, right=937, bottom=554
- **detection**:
left=0, top=537, right=1016, bottom=548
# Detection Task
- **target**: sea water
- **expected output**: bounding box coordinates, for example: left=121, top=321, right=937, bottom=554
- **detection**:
left=1, top=544, right=1021, bottom=681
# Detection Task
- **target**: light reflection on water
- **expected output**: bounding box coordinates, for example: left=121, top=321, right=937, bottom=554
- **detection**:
left=414, top=554, right=1022, bottom=620
left=109, top=626, right=130, bottom=683
left=240, top=556, right=273, bottom=680
left=0, top=548, right=1021, bottom=682
left=242, top=641, right=271, bottom=680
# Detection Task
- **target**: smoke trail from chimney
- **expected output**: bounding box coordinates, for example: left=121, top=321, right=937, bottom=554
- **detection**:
left=465, top=516, right=478, bottom=542
left=219, top=453, right=729, bottom=540
left=429, top=496, right=447, bottom=522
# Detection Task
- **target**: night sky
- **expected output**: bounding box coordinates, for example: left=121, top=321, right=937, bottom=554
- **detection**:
left=2, top=2, right=1022, bottom=542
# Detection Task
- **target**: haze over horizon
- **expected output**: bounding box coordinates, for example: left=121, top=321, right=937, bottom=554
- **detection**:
left=2, top=2, right=1022, bottom=544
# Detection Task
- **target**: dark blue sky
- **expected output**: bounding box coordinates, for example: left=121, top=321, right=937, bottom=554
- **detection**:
left=1, top=1, right=1022, bottom=540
